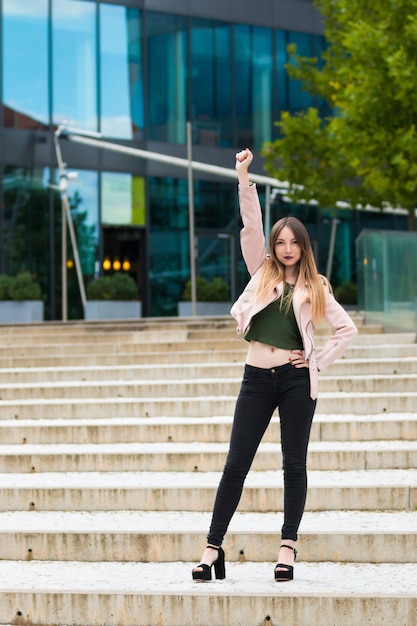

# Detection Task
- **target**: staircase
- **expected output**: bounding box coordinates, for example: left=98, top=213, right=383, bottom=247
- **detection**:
left=0, top=315, right=416, bottom=626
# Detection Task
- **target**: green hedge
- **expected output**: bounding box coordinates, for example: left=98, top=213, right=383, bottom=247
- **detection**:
left=0, top=272, right=42, bottom=301
left=87, top=273, right=139, bottom=301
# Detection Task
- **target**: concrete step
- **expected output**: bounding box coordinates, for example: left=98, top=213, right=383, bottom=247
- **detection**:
left=0, top=372, right=416, bottom=401
left=1, top=413, right=416, bottom=445
left=0, top=313, right=369, bottom=341
left=0, top=349, right=249, bottom=368
left=0, top=331, right=412, bottom=360
left=0, top=391, right=416, bottom=419
left=0, top=356, right=416, bottom=385
left=0, top=333, right=417, bottom=369
left=0, top=510, right=415, bottom=563
left=0, top=335, right=417, bottom=369
left=0, top=469, right=415, bottom=512
left=0, top=316, right=415, bottom=626
left=1, top=440, right=417, bottom=473
left=1, top=341, right=417, bottom=369
left=0, top=560, right=415, bottom=626
left=2, top=326, right=410, bottom=357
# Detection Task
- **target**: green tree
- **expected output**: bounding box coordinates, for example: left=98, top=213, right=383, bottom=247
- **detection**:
left=262, top=0, right=417, bottom=231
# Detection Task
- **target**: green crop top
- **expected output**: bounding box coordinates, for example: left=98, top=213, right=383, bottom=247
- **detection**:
left=245, top=283, right=303, bottom=350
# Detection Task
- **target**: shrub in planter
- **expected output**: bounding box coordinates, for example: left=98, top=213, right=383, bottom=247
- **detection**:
left=334, top=280, right=358, bottom=305
left=85, top=273, right=140, bottom=320
left=86, top=276, right=112, bottom=301
left=87, top=273, right=139, bottom=301
left=0, top=275, right=11, bottom=300
left=8, top=272, right=42, bottom=301
left=181, top=276, right=230, bottom=302
left=0, top=272, right=42, bottom=301
left=0, top=272, right=44, bottom=322
left=179, top=276, right=231, bottom=316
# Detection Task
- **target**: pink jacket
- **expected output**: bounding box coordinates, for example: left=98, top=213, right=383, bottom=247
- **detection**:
left=230, top=184, right=358, bottom=399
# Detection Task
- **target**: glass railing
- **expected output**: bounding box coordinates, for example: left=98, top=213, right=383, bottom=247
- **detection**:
left=356, top=229, right=417, bottom=332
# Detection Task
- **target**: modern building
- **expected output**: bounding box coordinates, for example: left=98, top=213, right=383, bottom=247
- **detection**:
left=0, top=0, right=408, bottom=319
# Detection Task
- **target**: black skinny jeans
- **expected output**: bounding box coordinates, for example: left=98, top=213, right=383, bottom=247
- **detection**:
left=207, top=362, right=316, bottom=545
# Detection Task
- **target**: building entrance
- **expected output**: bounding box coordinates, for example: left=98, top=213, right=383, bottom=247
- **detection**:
left=102, top=225, right=146, bottom=312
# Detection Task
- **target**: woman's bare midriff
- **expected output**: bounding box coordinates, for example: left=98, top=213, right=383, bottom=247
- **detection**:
left=246, top=340, right=293, bottom=368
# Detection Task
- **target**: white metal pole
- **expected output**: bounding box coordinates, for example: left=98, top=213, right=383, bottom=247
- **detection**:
left=61, top=193, right=67, bottom=322
left=64, top=131, right=288, bottom=189
left=265, top=184, right=271, bottom=250
left=54, top=135, right=68, bottom=321
left=187, top=122, right=197, bottom=316
left=326, top=218, right=339, bottom=280
left=54, top=132, right=87, bottom=320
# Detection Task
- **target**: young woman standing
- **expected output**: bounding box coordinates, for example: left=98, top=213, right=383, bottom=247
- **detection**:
left=192, top=148, right=358, bottom=582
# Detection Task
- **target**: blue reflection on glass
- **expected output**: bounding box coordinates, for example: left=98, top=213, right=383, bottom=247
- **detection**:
left=100, top=5, right=143, bottom=139
left=52, top=0, right=97, bottom=130
left=3, top=0, right=48, bottom=128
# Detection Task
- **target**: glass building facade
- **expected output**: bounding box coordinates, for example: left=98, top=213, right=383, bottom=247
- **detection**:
left=0, top=0, right=408, bottom=319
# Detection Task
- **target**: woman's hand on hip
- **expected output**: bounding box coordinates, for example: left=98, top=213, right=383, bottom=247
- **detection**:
left=289, top=350, right=309, bottom=368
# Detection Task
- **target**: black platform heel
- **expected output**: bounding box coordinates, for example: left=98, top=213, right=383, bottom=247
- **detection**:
left=274, top=544, right=297, bottom=582
left=192, top=545, right=226, bottom=582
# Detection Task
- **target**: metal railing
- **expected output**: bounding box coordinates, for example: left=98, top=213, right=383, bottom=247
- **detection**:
left=54, top=124, right=288, bottom=319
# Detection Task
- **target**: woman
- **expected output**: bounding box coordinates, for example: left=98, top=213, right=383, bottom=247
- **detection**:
left=192, top=148, right=358, bottom=582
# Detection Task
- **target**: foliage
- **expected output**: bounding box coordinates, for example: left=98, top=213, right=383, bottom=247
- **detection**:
left=87, top=273, right=139, bottom=301
left=182, top=276, right=230, bottom=302
left=334, top=280, right=357, bottom=305
left=0, top=272, right=42, bottom=301
left=0, top=275, right=11, bottom=301
left=262, top=0, right=417, bottom=231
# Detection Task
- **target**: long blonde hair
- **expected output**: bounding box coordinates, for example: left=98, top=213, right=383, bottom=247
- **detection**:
left=255, top=216, right=330, bottom=322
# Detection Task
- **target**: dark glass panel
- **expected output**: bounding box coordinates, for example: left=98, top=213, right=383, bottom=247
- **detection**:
left=146, top=12, right=188, bottom=143
left=287, top=31, right=315, bottom=114
left=3, top=0, right=48, bottom=129
left=149, top=176, right=237, bottom=315
left=275, top=30, right=288, bottom=118
left=1, top=165, right=50, bottom=301
left=191, top=19, right=232, bottom=147
left=234, top=24, right=273, bottom=149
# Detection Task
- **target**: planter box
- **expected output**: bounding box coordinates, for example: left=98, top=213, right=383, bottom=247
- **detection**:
left=0, top=300, right=44, bottom=323
left=178, top=301, right=232, bottom=316
left=84, top=301, right=141, bottom=320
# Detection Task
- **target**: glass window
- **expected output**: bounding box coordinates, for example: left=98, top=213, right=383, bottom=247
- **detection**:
left=1, top=165, right=51, bottom=310
left=234, top=25, right=273, bottom=149
left=193, top=180, right=235, bottom=230
left=2, top=165, right=49, bottom=276
left=99, top=5, right=144, bottom=139
left=63, top=169, right=99, bottom=277
left=149, top=176, right=189, bottom=315
left=52, top=0, right=97, bottom=131
left=191, top=19, right=232, bottom=147
left=275, top=29, right=288, bottom=118
left=146, top=12, right=188, bottom=143
left=287, top=32, right=315, bottom=114
left=2, top=0, right=48, bottom=129
left=148, top=177, right=238, bottom=316
left=101, top=172, right=146, bottom=226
